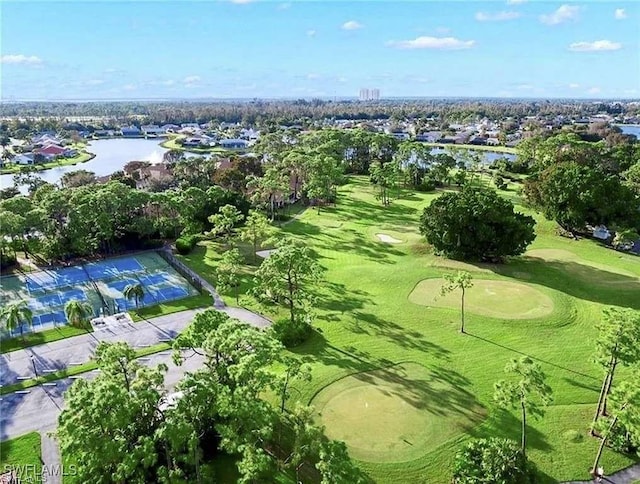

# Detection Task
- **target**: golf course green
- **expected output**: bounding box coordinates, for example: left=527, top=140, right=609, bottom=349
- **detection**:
left=181, top=176, right=640, bottom=483
left=408, top=278, right=555, bottom=320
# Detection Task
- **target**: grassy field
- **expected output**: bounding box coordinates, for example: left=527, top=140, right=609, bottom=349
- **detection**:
left=0, top=432, right=41, bottom=479
left=179, top=176, right=640, bottom=483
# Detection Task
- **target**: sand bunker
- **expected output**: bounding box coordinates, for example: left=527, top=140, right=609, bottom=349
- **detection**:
left=256, top=249, right=277, bottom=259
left=376, top=233, right=402, bottom=244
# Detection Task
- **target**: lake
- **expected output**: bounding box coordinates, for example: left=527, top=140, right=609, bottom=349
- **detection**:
left=0, top=138, right=170, bottom=190
left=615, top=124, right=640, bottom=139
left=1, top=138, right=515, bottom=191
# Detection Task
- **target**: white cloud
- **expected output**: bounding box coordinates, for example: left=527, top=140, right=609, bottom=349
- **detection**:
left=277, top=2, right=291, bottom=10
left=307, top=29, right=316, bottom=37
left=341, top=20, right=363, bottom=31
left=306, top=73, right=320, bottom=80
left=183, top=75, right=201, bottom=84
left=506, top=0, right=527, bottom=4
left=614, top=8, right=627, bottom=19
left=569, top=40, right=622, bottom=52
left=475, top=11, right=521, bottom=21
left=85, top=79, right=104, bottom=86
left=1, top=54, right=42, bottom=65
left=122, top=84, right=137, bottom=91
left=540, top=5, right=580, bottom=25
left=516, top=84, right=534, bottom=90
left=568, top=83, right=580, bottom=89
left=230, top=0, right=253, bottom=4
left=587, top=87, right=601, bottom=94
left=337, top=77, right=348, bottom=83
left=387, top=36, right=475, bottom=50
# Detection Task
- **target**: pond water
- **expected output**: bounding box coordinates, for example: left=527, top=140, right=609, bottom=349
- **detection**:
left=615, top=124, right=640, bottom=139
left=429, top=147, right=516, bottom=165
left=1, top=138, right=516, bottom=191
left=0, top=138, right=170, bottom=189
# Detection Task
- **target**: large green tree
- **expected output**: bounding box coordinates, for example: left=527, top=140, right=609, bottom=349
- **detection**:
left=591, top=307, right=640, bottom=431
left=420, top=186, right=536, bottom=262
left=453, top=438, right=537, bottom=484
left=252, top=238, right=324, bottom=324
left=239, top=210, right=275, bottom=263
left=208, top=204, right=244, bottom=245
left=216, top=248, right=244, bottom=304
left=494, top=357, right=553, bottom=454
left=58, top=342, right=170, bottom=483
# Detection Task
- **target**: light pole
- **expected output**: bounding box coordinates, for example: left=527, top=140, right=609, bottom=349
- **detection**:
left=29, top=354, right=37, bottom=377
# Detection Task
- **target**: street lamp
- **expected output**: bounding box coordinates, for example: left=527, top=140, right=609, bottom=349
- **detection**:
left=29, top=354, right=37, bottom=377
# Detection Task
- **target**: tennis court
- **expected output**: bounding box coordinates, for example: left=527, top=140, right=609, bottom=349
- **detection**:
left=0, top=252, right=200, bottom=337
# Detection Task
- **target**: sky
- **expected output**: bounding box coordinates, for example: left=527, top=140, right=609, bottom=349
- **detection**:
left=1, top=1, right=639, bottom=100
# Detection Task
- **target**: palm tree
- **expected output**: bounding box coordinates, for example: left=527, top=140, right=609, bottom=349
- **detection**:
left=123, top=283, right=145, bottom=310
left=64, top=299, right=94, bottom=329
left=0, top=300, right=33, bottom=340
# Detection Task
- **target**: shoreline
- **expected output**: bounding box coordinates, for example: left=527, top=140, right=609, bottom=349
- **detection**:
left=1, top=152, right=97, bottom=175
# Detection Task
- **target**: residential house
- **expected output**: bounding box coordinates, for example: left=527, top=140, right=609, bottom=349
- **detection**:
left=136, top=164, right=174, bottom=190
left=219, top=139, right=249, bottom=150
left=183, top=136, right=212, bottom=147
left=32, top=133, right=61, bottom=146
left=38, top=144, right=67, bottom=157
left=14, top=153, right=35, bottom=165
left=415, top=131, right=441, bottom=142
left=141, top=125, right=167, bottom=136
left=161, top=124, right=181, bottom=133
left=94, top=129, right=115, bottom=137
left=121, top=126, right=142, bottom=137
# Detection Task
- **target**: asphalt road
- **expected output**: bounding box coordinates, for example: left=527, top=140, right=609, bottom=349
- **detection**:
left=0, top=306, right=271, bottom=441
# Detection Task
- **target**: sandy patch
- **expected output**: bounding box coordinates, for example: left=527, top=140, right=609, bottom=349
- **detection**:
left=256, top=249, right=277, bottom=259
left=376, top=233, right=402, bottom=244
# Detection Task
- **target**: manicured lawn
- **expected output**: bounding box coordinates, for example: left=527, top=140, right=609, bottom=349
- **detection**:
left=0, top=432, right=41, bottom=479
left=180, top=176, right=640, bottom=483
left=1, top=325, right=90, bottom=354
left=129, top=293, right=213, bottom=322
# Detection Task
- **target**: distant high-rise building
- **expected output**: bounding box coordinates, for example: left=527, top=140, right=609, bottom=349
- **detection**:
left=359, top=88, right=380, bottom=101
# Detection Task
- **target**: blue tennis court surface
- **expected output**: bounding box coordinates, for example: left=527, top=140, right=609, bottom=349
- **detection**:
left=0, top=252, right=200, bottom=338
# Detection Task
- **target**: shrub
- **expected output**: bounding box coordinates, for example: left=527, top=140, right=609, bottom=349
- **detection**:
left=453, top=438, right=537, bottom=484
left=493, top=175, right=508, bottom=190
left=270, top=317, right=313, bottom=348
left=0, top=252, right=17, bottom=271
left=175, top=235, right=197, bottom=255
left=420, top=186, right=536, bottom=262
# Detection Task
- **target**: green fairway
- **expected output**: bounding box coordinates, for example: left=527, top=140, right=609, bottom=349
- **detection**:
left=408, top=278, right=555, bottom=320
left=181, top=176, right=640, bottom=483
left=314, top=363, right=485, bottom=463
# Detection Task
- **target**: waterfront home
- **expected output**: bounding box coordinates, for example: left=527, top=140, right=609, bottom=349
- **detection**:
left=219, top=139, right=249, bottom=149
left=141, top=125, right=167, bottom=136
left=121, top=126, right=142, bottom=137
left=14, top=153, right=35, bottom=165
